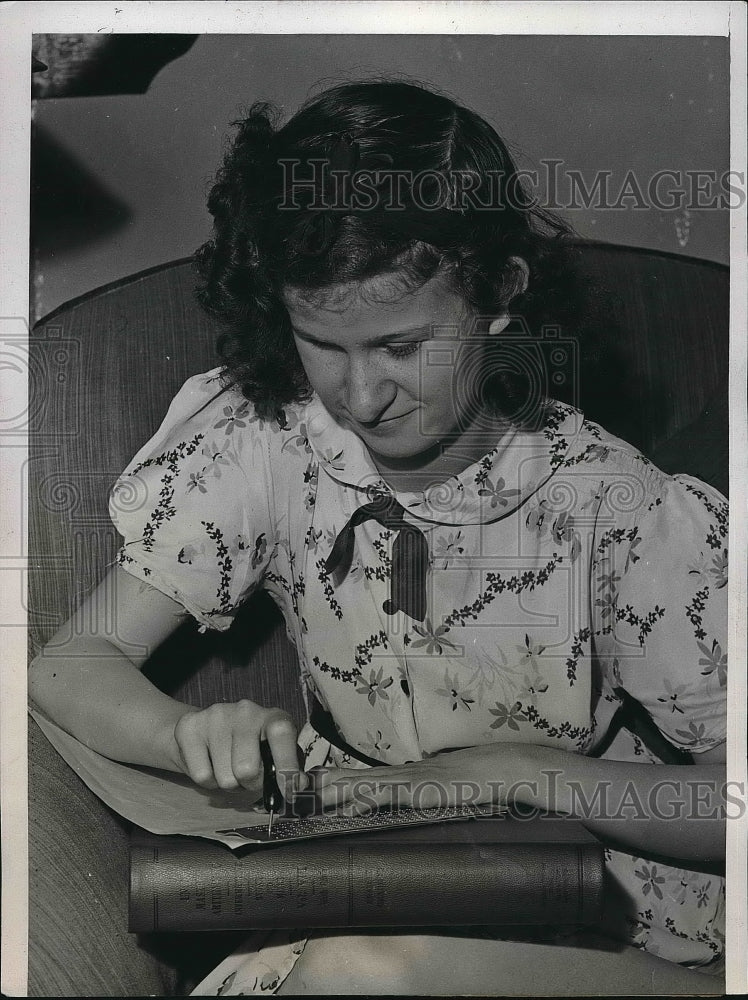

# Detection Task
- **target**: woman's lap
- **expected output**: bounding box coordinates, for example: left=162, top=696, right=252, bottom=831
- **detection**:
left=277, top=927, right=724, bottom=996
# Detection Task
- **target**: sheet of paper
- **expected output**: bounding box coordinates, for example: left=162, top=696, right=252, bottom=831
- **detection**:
left=32, top=711, right=506, bottom=849
left=31, top=710, right=272, bottom=847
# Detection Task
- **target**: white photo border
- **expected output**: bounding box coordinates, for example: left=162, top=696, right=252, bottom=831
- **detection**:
left=1, top=2, right=745, bottom=996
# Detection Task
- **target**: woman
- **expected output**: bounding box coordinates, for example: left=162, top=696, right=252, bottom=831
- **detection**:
left=29, top=80, right=727, bottom=995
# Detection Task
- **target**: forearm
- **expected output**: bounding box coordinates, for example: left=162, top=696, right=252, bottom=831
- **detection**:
left=510, top=744, right=726, bottom=866
left=320, top=741, right=727, bottom=869
left=28, top=637, right=192, bottom=772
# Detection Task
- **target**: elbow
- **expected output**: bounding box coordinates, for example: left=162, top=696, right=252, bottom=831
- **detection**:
left=27, top=652, right=52, bottom=712
left=27, top=649, right=66, bottom=716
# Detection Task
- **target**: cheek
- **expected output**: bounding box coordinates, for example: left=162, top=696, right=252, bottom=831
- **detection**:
left=446, top=343, right=488, bottom=417
left=418, top=361, right=457, bottom=409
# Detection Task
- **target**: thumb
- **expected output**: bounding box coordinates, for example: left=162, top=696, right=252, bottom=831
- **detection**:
left=263, top=711, right=309, bottom=796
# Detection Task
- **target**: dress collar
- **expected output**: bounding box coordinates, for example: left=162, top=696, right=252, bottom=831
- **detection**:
left=301, top=394, right=584, bottom=526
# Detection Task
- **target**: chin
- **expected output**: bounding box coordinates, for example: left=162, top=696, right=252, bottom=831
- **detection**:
left=366, top=434, right=442, bottom=464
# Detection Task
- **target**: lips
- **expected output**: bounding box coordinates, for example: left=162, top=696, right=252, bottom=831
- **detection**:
left=379, top=410, right=415, bottom=423
left=363, top=409, right=416, bottom=430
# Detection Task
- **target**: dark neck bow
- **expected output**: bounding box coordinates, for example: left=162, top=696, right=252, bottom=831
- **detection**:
left=324, top=494, right=428, bottom=622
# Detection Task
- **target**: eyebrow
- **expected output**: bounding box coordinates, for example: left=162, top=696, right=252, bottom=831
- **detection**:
left=291, top=324, right=434, bottom=347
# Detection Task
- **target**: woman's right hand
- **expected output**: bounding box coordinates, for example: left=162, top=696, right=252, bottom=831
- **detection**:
left=168, top=700, right=307, bottom=798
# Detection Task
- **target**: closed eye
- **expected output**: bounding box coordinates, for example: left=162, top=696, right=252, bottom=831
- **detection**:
left=294, top=332, right=423, bottom=360
left=385, top=342, right=421, bottom=359
left=299, top=337, right=340, bottom=352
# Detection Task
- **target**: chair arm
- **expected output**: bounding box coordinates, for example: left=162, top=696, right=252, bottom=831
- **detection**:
left=28, top=715, right=179, bottom=996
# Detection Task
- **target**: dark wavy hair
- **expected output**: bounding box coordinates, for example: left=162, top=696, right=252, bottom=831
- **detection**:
left=196, top=79, right=581, bottom=423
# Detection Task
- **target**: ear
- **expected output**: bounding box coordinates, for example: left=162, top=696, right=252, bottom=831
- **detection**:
left=487, top=256, right=530, bottom=336
left=503, top=255, right=529, bottom=299
left=487, top=314, right=511, bottom=336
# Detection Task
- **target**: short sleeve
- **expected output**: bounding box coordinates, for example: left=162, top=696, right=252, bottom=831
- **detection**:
left=594, top=470, right=728, bottom=755
left=108, top=369, right=277, bottom=632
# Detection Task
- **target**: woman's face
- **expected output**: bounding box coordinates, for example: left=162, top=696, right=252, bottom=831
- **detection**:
left=284, top=271, right=499, bottom=468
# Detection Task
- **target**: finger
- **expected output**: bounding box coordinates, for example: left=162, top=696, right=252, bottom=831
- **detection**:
left=336, top=796, right=376, bottom=818
left=230, top=731, right=262, bottom=791
left=311, top=765, right=385, bottom=793
left=307, top=765, right=345, bottom=807
left=263, top=711, right=307, bottom=797
left=310, top=764, right=359, bottom=791
left=174, top=719, right=218, bottom=789
left=314, top=772, right=392, bottom=813
left=310, top=766, right=359, bottom=810
left=206, top=725, right=241, bottom=791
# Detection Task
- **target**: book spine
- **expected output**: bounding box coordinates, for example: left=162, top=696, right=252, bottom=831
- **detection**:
left=129, top=838, right=604, bottom=932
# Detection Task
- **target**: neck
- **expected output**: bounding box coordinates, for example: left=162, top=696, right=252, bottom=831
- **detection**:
left=370, top=412, right=511, bottom=494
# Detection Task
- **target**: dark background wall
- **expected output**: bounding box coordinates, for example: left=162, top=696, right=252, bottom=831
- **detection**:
left=31, top=33, right=730, bottom=320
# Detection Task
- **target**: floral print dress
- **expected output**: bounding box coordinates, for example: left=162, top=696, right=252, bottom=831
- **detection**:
left=109, top=369, right=727, bottom=991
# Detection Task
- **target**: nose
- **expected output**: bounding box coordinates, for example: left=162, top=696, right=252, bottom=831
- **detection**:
left=344, top=354, right=397, bottom=425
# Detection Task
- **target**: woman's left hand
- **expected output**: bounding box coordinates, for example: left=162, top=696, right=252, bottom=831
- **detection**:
left=309, top=741, right=728, bottom=867
left=310, top=742, right=530, bottom=815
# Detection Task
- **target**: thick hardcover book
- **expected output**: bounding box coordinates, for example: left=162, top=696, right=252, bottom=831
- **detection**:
left=129, top=812, right=604, bottom=932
